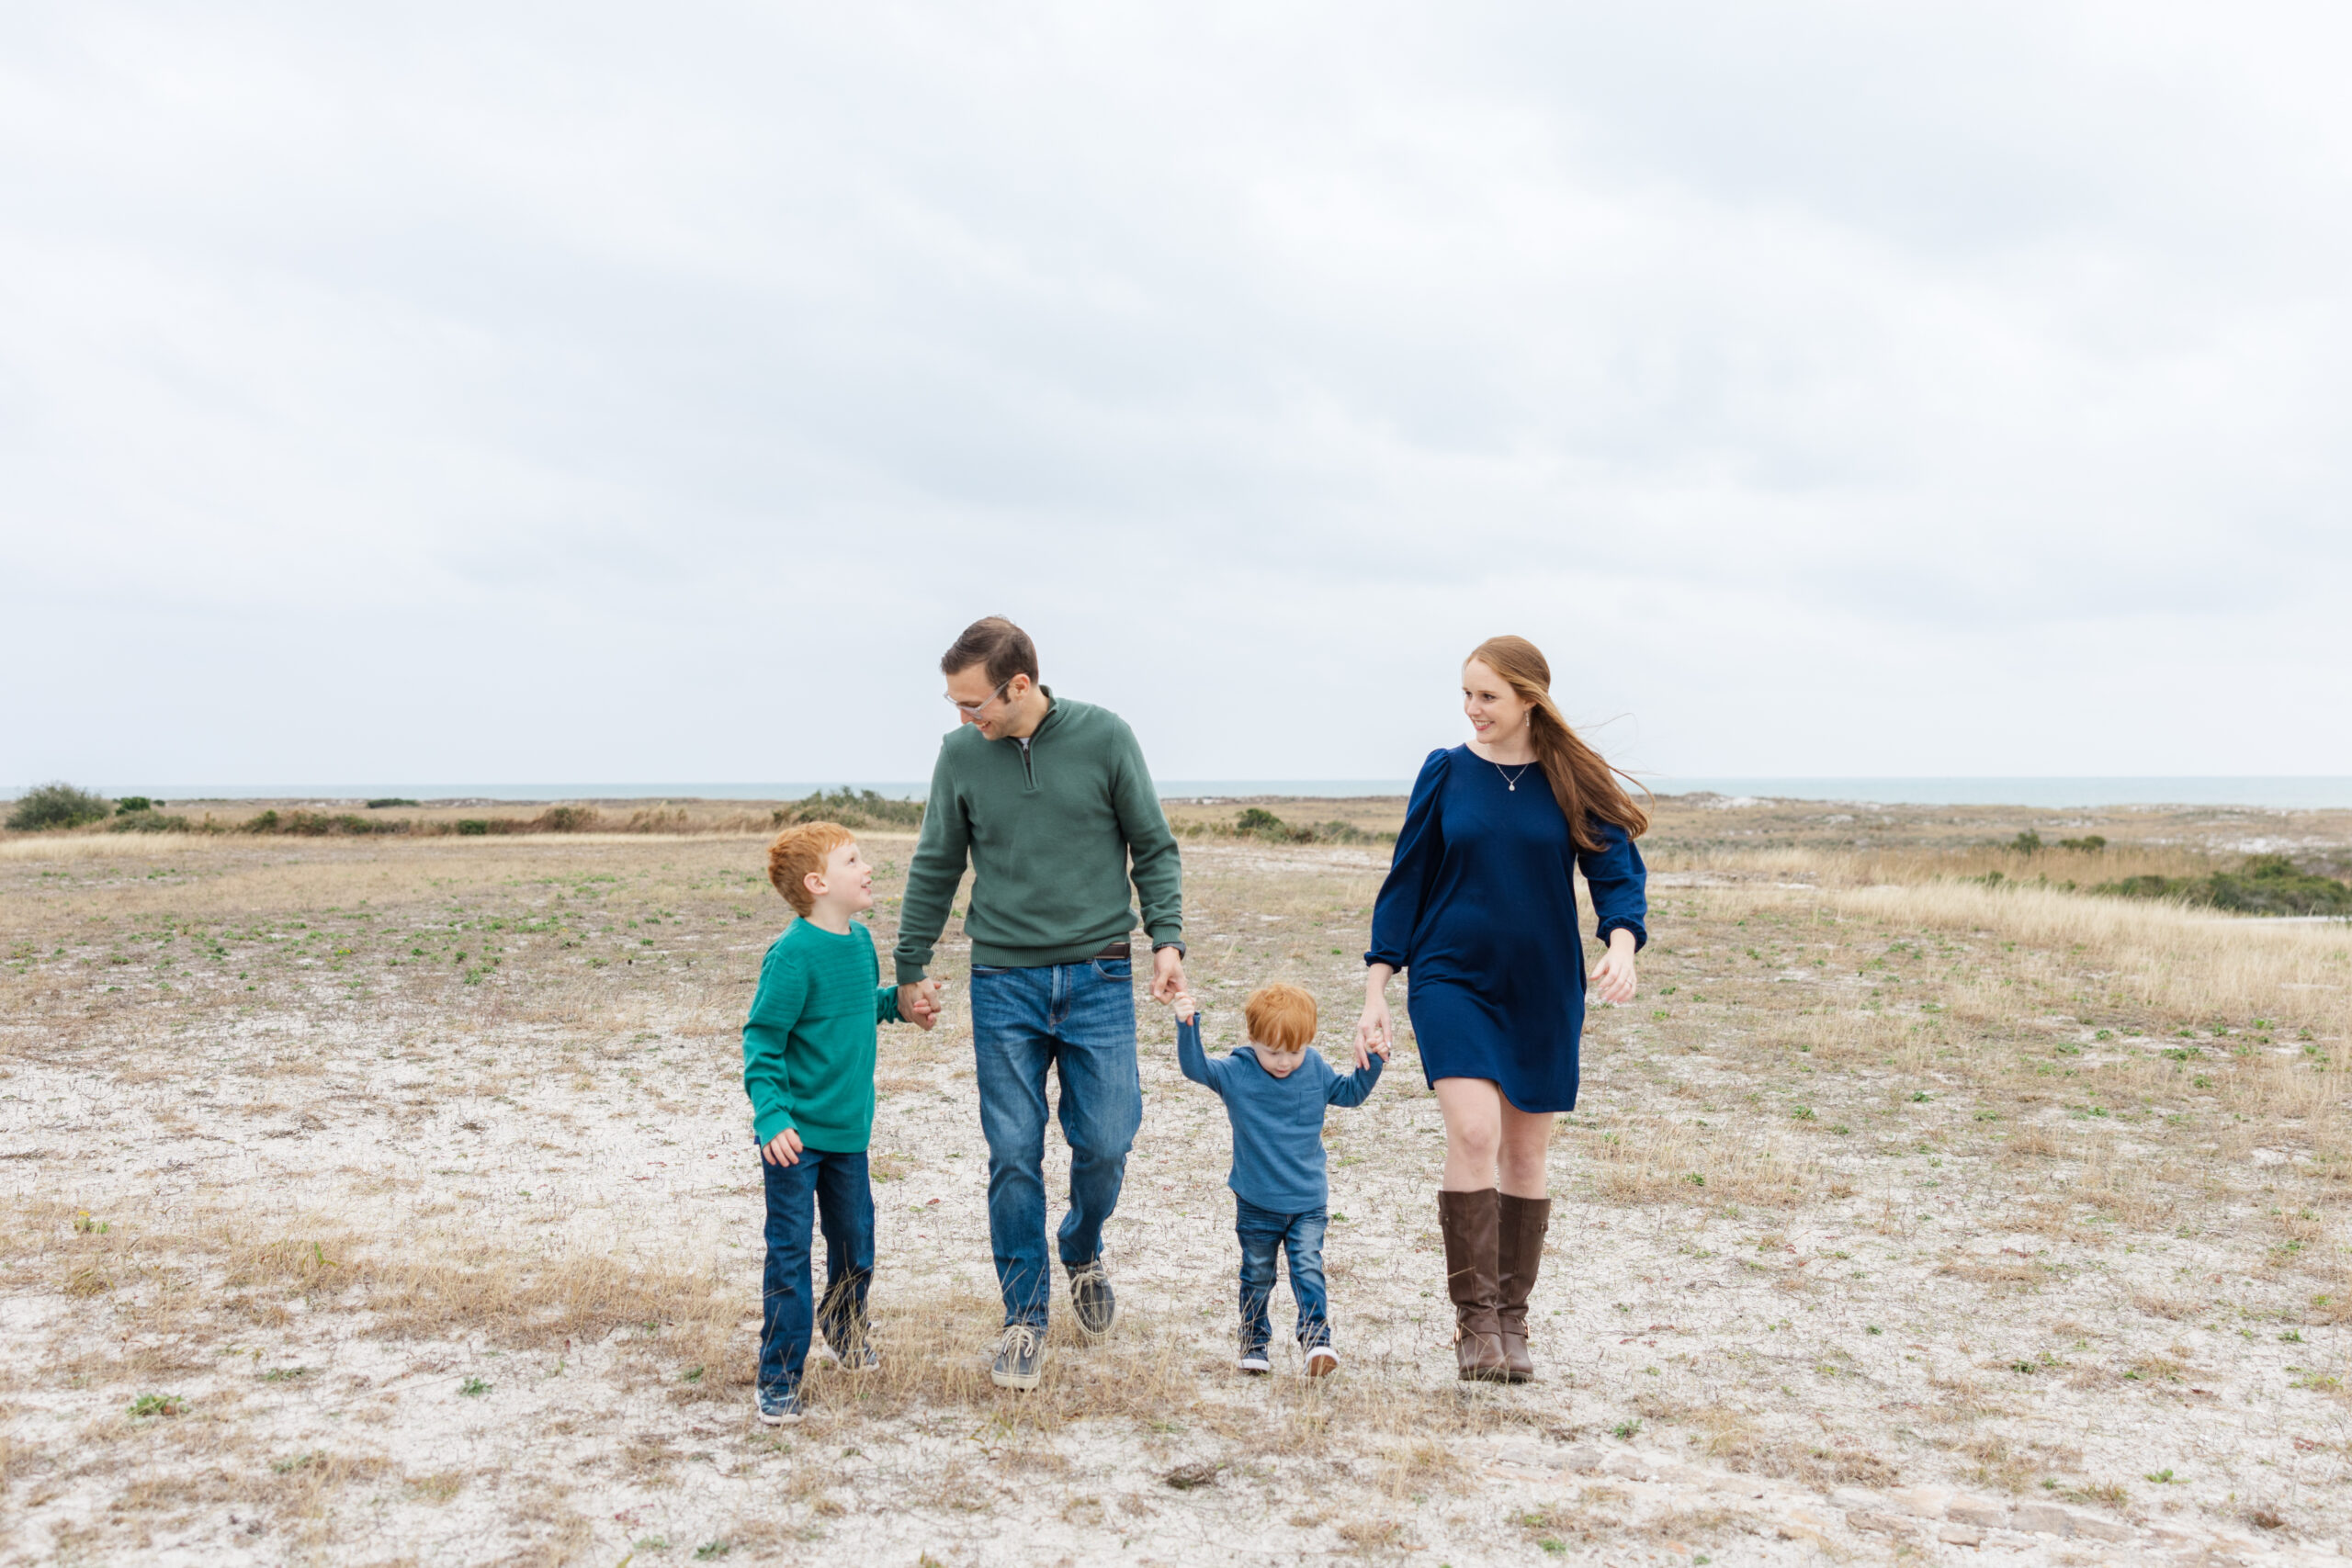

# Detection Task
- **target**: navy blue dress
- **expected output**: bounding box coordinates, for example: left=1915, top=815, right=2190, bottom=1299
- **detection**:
left=1366, top=747, right=1648, bottom=1112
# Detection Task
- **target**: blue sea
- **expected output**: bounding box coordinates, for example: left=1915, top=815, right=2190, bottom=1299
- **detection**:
left=55, top=776, right=2352, bottom=808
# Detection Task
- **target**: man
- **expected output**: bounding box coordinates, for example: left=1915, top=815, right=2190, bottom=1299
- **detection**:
left=895, top=616, right=1186, bottom=1391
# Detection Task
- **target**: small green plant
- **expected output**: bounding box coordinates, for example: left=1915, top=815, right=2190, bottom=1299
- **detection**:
left=128, top=1393, right=186, bottom=1418
left=74, top=1211, right=107, bottom=1234
left=1866, top=1325, right=1883, bottom=1335
left=2278, top=1329, right=2303, bottom=1344
left=1611, top=1417, right=1641, bottom=1440
left=262, top=1366, right=311, bottom=1382
left=1791, top=1104, right=1815, bottom=1122
left=681, top=1365, right=705, bottom=1382
left=2145, top=1468, right=2176, bottom=1484
left=6, top=782, right=113, bottom=831
left=459, top=1377, right=490, bottom=1397
left=1911, top=1091, right=1932, bottom=1102
left=272, top=1450, right=325, bottom=1473
left=693, top=1542, right=731, bottom=1561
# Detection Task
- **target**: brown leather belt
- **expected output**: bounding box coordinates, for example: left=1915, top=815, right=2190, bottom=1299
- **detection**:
left=1094, top=941, right=1131, bottom=961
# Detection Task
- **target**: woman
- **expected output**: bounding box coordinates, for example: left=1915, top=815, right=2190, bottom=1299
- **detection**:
left=1358, top=636, right=1648, bottom=1383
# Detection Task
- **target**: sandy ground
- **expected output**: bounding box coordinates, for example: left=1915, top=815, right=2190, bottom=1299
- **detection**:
left=2, top=808, right=2348, bottom=1566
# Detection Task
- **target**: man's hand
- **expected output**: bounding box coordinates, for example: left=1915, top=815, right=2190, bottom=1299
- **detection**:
left=1170, top=989, right=1196, bottom=1026
left=761, top=1127, right=804, bottom=1167
left=898, top=981, right=942, bottom=1029
left=1150, top=944, right=1187, bottom=1003
left=1589, top=929, right=1638, bottom=1006
left=899, top=978, right=944, bottom=1032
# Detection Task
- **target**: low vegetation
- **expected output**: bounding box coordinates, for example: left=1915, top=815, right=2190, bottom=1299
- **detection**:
left=0, top=793, right=2345, bottom=1562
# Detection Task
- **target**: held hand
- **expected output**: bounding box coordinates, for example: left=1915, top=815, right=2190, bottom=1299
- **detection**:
left=1170, top=990, right=1196, bottom=1025
left=1355, top=991, right=1392, bottom=1071
left=904, top=978, right=944, bottom=1032
left=761, top=1127, right=805, bottom=1167
left=1589, top=930, right=1638, bottom=1006
left=1149, top=945, right=1187, bottom=1003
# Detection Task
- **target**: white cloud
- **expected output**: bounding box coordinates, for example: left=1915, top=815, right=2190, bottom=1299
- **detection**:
left=4, top=1, right=2347, bottom=788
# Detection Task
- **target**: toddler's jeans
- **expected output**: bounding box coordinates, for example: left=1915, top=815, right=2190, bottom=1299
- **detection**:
left=1235, top=1197, right=1329, bottom=1353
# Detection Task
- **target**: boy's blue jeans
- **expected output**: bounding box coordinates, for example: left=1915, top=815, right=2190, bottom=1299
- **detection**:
left=969, top=956, right=1142, bottom=1328
left=1237, top=1197, right=1330, bottom=1351
left=757, top=1146, right=875, bottom=1396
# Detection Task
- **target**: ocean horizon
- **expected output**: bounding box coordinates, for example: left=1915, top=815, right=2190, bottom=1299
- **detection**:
left=23, top=776, right=2352, bottom=809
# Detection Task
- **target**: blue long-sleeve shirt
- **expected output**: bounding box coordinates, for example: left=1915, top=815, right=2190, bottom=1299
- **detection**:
left=1176, top=1013, right=1382, bottom=1213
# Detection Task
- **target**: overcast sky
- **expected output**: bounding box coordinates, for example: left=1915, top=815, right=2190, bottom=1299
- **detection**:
left=6, top=2, right=2349, bottom=791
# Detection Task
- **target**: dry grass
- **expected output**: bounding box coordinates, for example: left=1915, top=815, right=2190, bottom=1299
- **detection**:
left=2, top=795, right=2348, bottom=1562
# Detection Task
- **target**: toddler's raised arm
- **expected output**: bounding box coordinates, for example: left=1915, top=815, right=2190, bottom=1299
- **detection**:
left=1173, top=1006, right=1226, bottom=1094
left=1325, top=1050, right=1384, bottom=1109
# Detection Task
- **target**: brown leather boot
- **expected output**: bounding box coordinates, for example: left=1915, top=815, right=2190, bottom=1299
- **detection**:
left=1437, top=1189, right=1508, bottom=1382
left=1496, top=1193, right=1552, bottom=1383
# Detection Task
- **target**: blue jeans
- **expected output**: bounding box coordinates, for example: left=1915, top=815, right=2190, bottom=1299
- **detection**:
left=1237, top=1197, right=1329, bottom=1352
left=969, top=957, right=1142, bottom=1328
left=757, top=1146, right=875, bottom=1395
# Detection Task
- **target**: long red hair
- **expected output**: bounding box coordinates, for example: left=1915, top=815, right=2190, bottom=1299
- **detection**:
left=1466, top=635, right=1649, bottom=852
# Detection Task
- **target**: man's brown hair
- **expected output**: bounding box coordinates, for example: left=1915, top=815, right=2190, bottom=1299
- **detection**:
left=766, top=821, right=857, bottom=918
left=940, top=615, right=1039, bottom=688
left=1244, top=983, right=1318, bottom=1054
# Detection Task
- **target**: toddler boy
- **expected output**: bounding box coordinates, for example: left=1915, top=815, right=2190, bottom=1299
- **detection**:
left=1174, top=983, right=1384, bottom=1375
left=742, top=821, right=938, bottom=1424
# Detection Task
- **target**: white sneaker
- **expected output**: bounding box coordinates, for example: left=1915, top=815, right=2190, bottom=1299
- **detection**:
left=1305, top=1345, right=1339, bottom=1378
left=1238, top=1348, right=1271, bottom=1375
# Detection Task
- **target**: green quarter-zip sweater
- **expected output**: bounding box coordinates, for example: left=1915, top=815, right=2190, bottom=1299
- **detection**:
left=741, top=918, right=899, bottom=1151
left=894, top=691, right=1182, bottom=984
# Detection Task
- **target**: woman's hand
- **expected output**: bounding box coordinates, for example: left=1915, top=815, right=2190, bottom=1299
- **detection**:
left=1589, top=929, right=1637, bottom=1005
left=1355, top=964, right=1396, bottom=1068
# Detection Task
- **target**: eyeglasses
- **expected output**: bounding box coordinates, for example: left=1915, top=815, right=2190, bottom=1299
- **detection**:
left=944, top=678, right=1013, bottom=716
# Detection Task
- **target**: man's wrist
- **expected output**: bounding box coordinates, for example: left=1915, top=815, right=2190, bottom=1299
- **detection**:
left=1151, top=940, right=1185, bottom=959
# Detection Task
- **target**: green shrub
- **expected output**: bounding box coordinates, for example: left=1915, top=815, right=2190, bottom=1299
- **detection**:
left=2096, top=855, right=2352, bottom=918
left=2058, top=834, right=2107, bottom=852
left=114, top=795, right=154, bottom=813
left=772, top=788, right=925, bottom=831
left=1224, top=807, right=1390, bottom=846
left=6, top=782, right=114, bottom=831
left=244, top=809, right=391, bottom=837
left=366, top=797, right=418, bottom=809
left=107, top=810, right=191, bottom=834
left=455, top=819, right=491, bottom=837
left=532, top=806, right=600, bottom=832
left=2009, top=829, right=2043, bottom=855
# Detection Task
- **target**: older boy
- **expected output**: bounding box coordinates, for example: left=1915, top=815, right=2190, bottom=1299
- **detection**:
left=1173, top=983, right=1384, bottom=1375
left=743, top=821, right=938, bottom=1425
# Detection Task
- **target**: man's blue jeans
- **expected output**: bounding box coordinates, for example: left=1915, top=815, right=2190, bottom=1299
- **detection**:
left=969, top=956, right=1142, bottom=1328
left=757, top=1146, right=874, bottom=1396
left=1237, top=1197, right=1329, bottom=1352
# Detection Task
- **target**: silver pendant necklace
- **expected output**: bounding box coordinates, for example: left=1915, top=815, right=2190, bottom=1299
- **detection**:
left=1493, top=759, right=1534, bottom=792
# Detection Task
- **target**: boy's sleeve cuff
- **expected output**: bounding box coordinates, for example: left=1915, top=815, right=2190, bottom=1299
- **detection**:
left=752, top=1112, right=796, bottom=1147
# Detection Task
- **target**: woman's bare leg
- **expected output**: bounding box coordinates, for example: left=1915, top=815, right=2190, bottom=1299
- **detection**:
left=1432, top=1077, right=1504, bottom=1190
left=1497, top=1102, right=1556, bottom=1199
